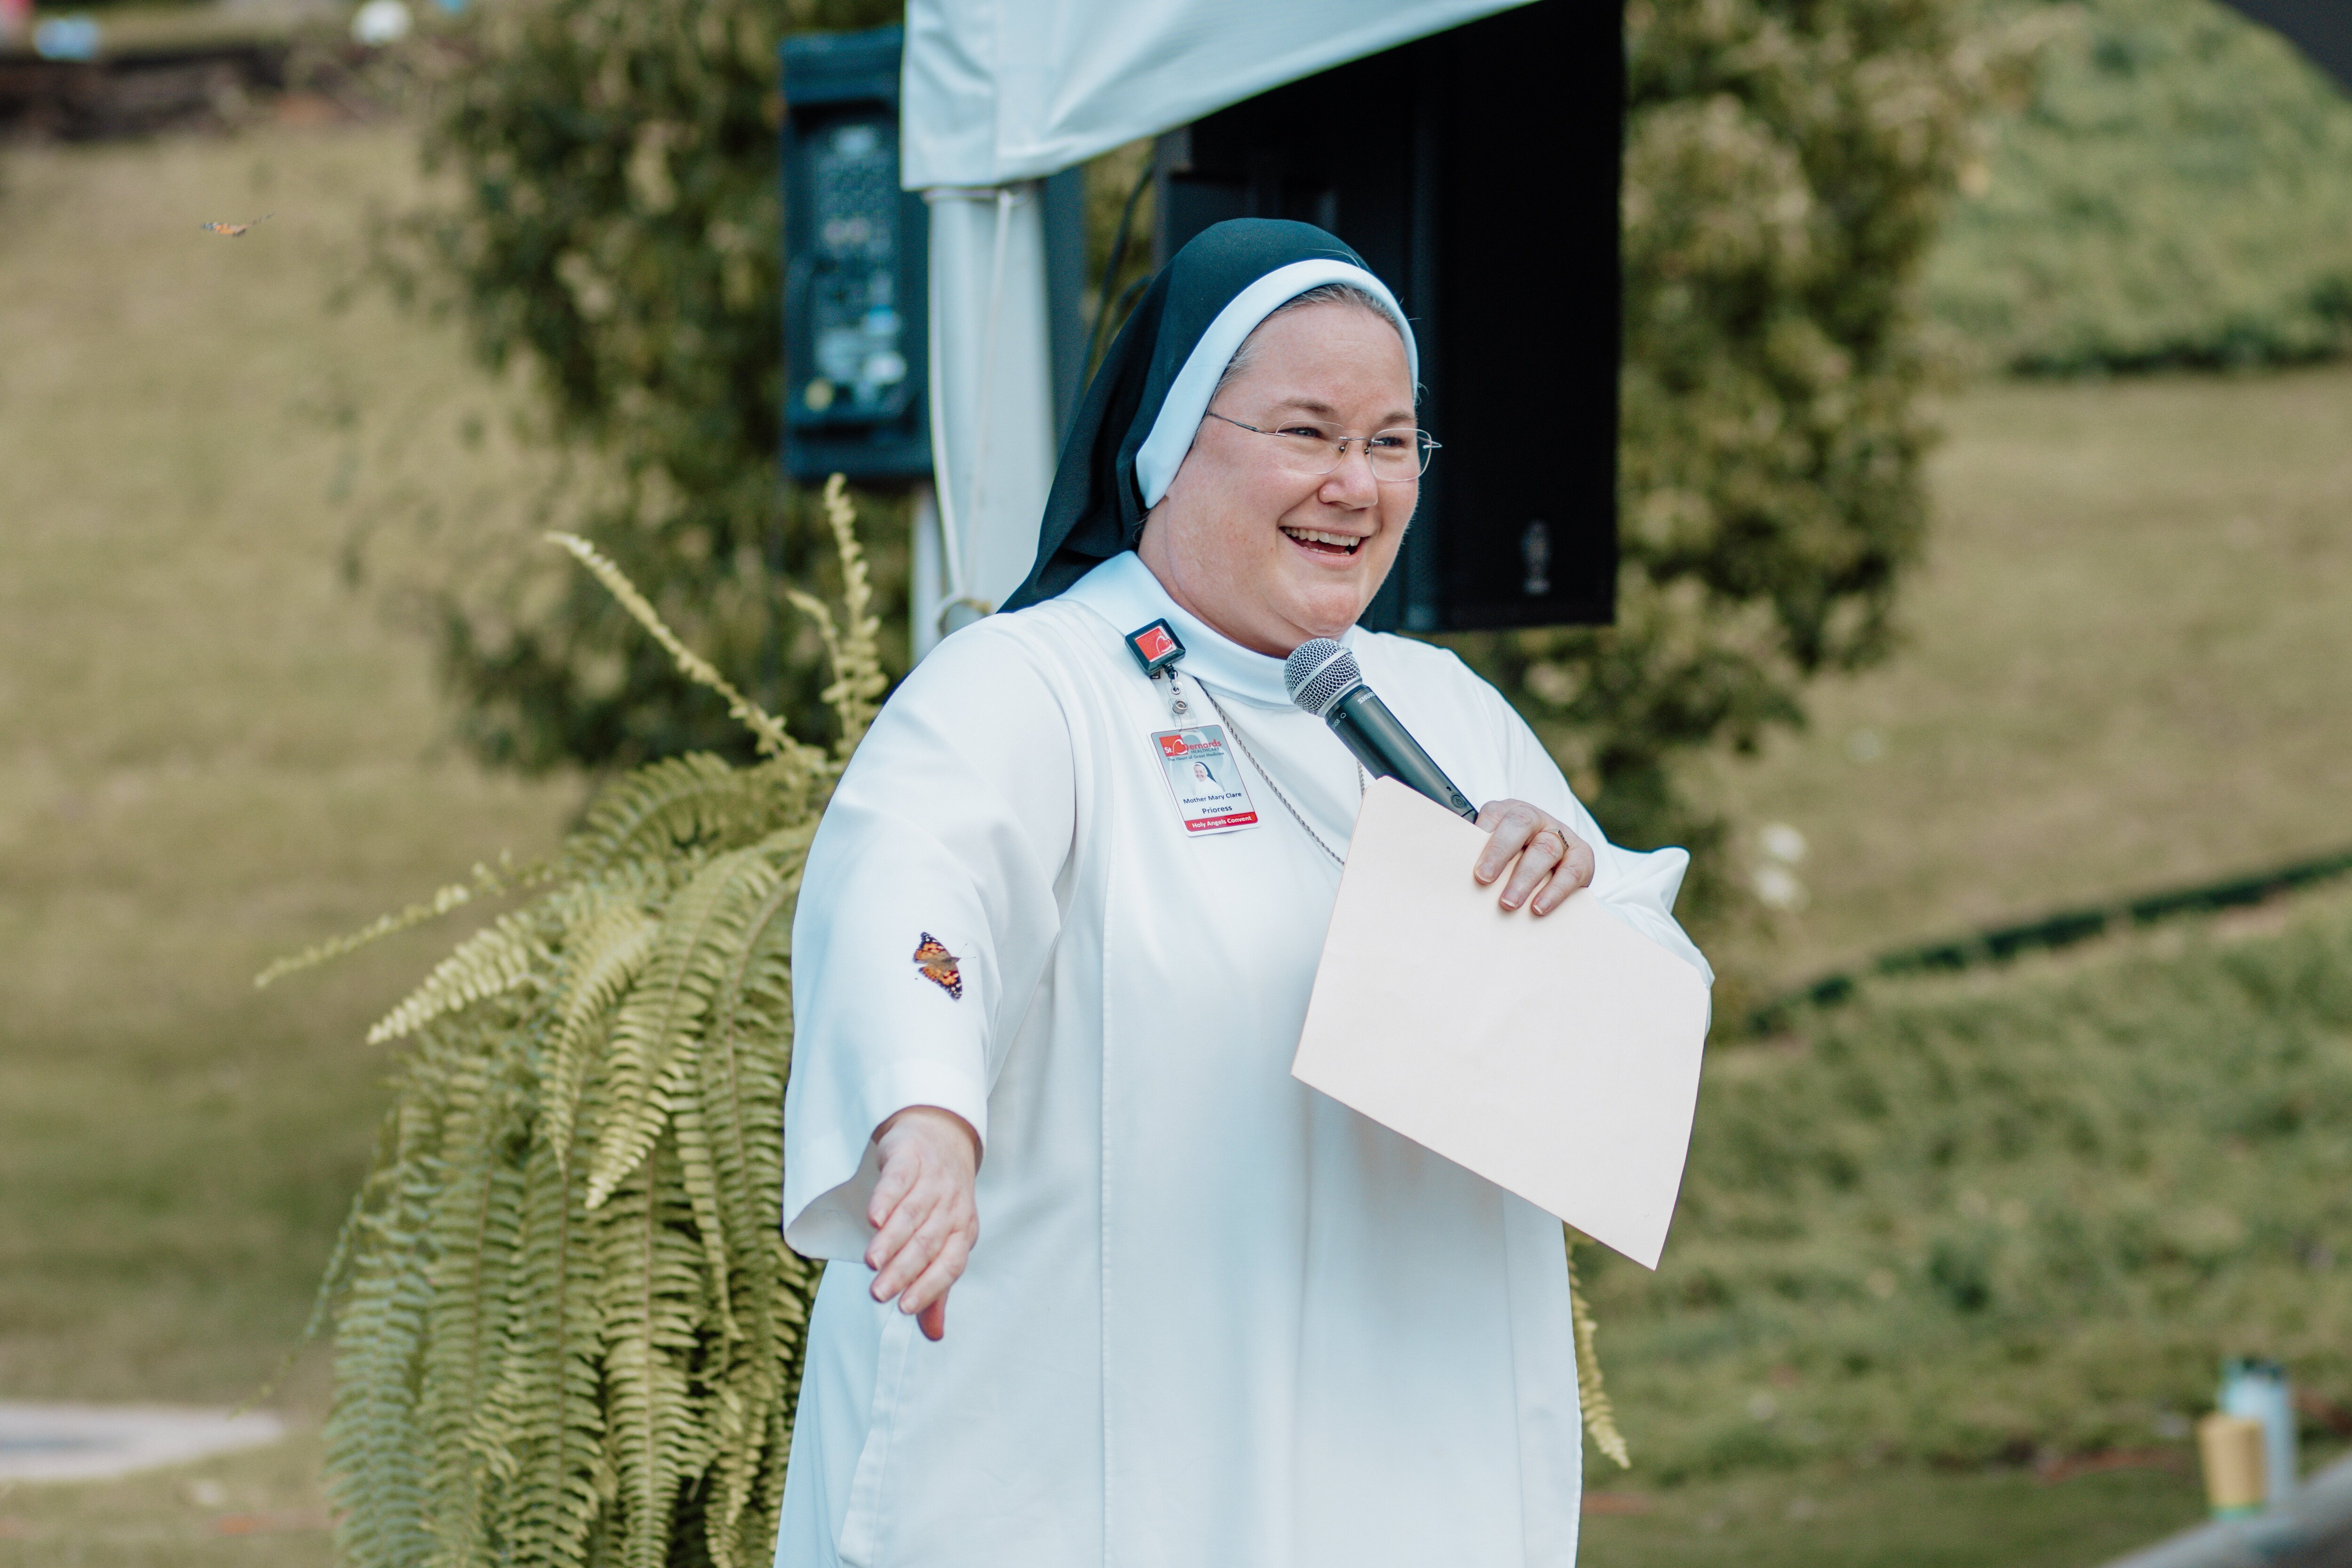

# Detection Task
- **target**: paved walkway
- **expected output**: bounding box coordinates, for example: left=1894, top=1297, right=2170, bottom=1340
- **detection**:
left=0, top=1402, right=283, bottom=1482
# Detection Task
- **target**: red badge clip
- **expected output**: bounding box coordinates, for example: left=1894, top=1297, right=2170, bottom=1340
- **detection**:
left=1125, top=619, right=1185, bottom=678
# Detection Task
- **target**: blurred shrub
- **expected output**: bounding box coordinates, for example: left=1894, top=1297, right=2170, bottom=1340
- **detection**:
left=1926, top=0, right=2352, bottom=373
left=1453, top=0, right=1990, bottom=942
left=376, top=0, right=902, bottom=772
left=1585, top=887, right=2352, bottom=1479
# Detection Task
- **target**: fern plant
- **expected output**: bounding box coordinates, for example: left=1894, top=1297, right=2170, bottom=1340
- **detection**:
left=265, top=477, right=883, bottom=1568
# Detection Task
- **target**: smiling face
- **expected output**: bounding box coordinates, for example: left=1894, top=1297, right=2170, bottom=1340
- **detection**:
left=1135, top=300, right=1417, bottom=658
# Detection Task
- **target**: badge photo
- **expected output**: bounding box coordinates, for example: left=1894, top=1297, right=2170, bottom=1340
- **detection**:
left=1150, top=725, right=1257, bottom=835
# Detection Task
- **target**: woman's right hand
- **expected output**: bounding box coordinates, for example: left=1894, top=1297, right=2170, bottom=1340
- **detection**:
left=866, top=1105, right=981, bottom=1342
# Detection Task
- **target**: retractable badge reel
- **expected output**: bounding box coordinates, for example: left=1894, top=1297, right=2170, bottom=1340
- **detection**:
left=1126, top=619, right=1258, bottom=836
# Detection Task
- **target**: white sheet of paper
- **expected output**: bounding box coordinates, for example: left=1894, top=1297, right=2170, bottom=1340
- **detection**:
left=1291, top=779, right=1710, bottom=1269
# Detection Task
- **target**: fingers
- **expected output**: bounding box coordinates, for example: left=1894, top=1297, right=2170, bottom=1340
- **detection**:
left=866, top=1147, right=918, bottom=1234
left=867, top=1184, right=941, bottom=1298
left=1472, top=801, right=1544, bottom=884
left=1473, top=799, right=1597, bottom=915
left=872, top=1180, right=975, bottom=1304
left=864, top=1143, right=930, bottom=1273
left=1529, top=834, right=1596, bottom=915
left=872, top=1175, right=977, bottom=1343
left=862, top=1108, right=980, bottom=1337
left=898, top=1222, right=974, bottom=1320
left=1498, top=825, right=1564, bottom=912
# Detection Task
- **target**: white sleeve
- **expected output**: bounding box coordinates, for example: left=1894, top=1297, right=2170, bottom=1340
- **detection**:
left=780, top=623, right=1077, bottom=1260
left=1489, top=687, right=1716, bottom=989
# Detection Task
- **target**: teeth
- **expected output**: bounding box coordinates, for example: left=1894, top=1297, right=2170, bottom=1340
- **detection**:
left=1282, top=527, right=1362, bottom=550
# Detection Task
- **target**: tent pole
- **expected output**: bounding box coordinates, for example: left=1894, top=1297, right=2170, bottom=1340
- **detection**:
left=917, top=183, right=1059, bottom=654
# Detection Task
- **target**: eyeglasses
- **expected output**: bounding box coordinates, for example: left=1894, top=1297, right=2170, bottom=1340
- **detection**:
left=1203, top=410, right=1440, bottom=484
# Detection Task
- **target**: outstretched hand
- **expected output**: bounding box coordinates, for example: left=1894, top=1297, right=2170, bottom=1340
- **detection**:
left=1472, top=798, right=1596, bottom=915
left=866, top=1105, right=980, bottom=1342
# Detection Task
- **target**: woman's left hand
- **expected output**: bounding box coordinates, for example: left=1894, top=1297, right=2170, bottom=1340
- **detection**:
left=1472, top=799, right=1596, bottom=916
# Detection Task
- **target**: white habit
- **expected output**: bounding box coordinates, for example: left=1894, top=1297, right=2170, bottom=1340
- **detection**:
left=775, top=551, right=1710, bottom=1567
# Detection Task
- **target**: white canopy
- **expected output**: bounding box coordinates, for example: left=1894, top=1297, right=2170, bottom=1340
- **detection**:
left=900, top=0, right=1534, bottom=188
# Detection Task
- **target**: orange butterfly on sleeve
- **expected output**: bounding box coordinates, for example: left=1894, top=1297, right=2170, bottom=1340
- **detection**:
left=911, top=932, right=963, bottom=1000
left=201, top=214, right=272, bottom=237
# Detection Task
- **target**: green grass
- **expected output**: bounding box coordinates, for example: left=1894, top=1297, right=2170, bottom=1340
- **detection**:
left=5, top=120, right=2352, bottom=1566
left=1710, top=363, right=2352, bottom=990
left=0, top=123, right=578, bottom=1410
left=1579, top=1459, right=2220, bottom=1567
left=0, top=1433, right=332, bottom=1568
left=1590, top=883, right=2352, bottom=1485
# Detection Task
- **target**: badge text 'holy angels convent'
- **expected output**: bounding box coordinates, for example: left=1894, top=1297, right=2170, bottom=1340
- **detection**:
left=1292, top=779, right=1710, bottom=1270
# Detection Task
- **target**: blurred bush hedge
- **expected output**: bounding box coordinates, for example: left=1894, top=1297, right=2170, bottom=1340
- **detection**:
left=386, top=0, right=1985, bottom=950
left=1926, top=0, right=2352, bottom=373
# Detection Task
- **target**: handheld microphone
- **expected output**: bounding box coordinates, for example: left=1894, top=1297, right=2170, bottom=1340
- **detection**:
left=1284, top=639, right=1479, bottom=821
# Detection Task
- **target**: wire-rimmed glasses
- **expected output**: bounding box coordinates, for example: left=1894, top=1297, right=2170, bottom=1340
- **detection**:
left=1204, top=410, right=1440, bottom=484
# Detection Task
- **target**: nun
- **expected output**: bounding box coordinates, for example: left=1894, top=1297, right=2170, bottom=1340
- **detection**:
left=775, top=219, right=1710, bottom=1567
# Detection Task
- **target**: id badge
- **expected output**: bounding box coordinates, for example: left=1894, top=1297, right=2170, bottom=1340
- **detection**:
left=1151, top=725, right=1259, bottom=835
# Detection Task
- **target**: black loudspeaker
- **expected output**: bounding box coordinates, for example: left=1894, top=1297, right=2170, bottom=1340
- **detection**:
left=780, top=25, right=1090, bottom=486
left=1153, top=0, right=1621, bottom=632
left=2213, top=0, right=2352, bottom=93
left=781, top=26, right=931, bottom=483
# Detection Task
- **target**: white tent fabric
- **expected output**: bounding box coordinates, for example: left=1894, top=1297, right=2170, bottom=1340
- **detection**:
left=901, top=0, right=1534, bottom=188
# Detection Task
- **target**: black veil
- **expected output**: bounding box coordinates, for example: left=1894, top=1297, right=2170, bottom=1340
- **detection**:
left=1001, top=219, right=1408, bottom=611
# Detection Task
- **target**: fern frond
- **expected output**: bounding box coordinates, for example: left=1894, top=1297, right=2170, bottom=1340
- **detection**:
left=368, top=908, right=545, bottom=1044
left=599, top=1144, right=714, bottom=1568
left=786, top=475, right=888, bottom=755
left=324, top=1042, right=453, bottom=1567
left=587, top=846, right=782, bottom=1211
left=548, top=531, right=803, bottom=759
left=542, top=894, right=661, bottom=1172
left=683, top=831, right=807, bottom=1312
left=416, top=1013, right=524, bottom=1555
left=556, top=752, right=819, bottom=885
left=255, top=853, right=540, bottom=990
left=1565, top=1229, right=1631, bottom=1469
left=486, top=1090, right=604, bottom=1568
left=688, top=846, right=804, bottom=1567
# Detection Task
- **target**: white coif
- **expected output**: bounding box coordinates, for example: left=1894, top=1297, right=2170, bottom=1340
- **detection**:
left=899, top=0, right=1539, bottom=189
left=774, top=551, right=1710, bottom=1567
left=1132, top=258, right=1417, bottom=509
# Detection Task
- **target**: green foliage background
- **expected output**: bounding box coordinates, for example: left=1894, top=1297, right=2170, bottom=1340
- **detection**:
left=1927, top=0, right=2352, bottom=374
left=378, top=0, right=1985, bottom=956
left=1585, top=887, right=2352, bottom=1480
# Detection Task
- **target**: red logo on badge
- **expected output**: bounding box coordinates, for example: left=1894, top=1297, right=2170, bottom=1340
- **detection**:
left=1159, top=734, right=1188, bottom=757
left=1136, top=625, right=1176, bottom=662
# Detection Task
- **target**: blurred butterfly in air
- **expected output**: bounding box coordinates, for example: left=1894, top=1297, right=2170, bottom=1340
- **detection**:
left=201, top=214, right=272, bottom=238
left=912, top=932, right=963, bottom=1000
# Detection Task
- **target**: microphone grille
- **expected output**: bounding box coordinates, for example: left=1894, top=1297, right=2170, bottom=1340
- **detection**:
left=1284, top=638, right=1361, bottom=718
